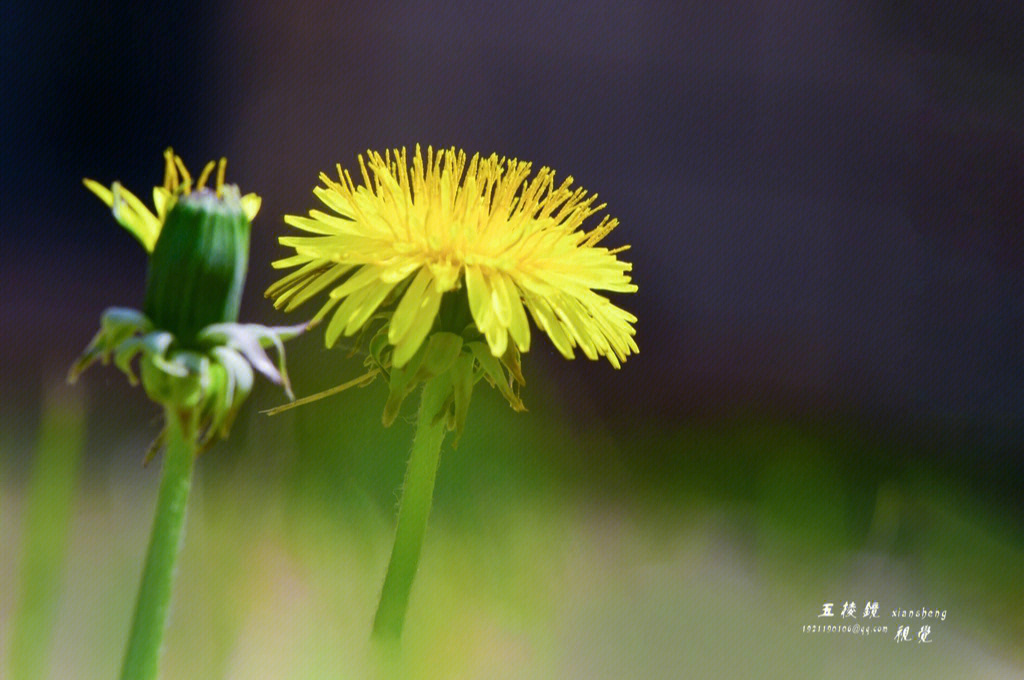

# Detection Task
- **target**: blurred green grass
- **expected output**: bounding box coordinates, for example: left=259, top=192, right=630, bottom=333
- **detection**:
left=2, top=354, right=1022, bottom=678
left=6, top=387, right=85, bottom=680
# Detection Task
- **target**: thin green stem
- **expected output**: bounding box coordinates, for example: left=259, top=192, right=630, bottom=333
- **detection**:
left=120, top=408, right=197, bottom=680
left=372, top=374, right=449, bottom=642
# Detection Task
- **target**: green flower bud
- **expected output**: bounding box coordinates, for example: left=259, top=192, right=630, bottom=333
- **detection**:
left=74, top=151, right=301, bottom=454
left=144, top=186, right=250, bottom=346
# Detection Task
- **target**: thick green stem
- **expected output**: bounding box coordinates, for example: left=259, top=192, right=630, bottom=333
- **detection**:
left=120, top=408, right=197, bottom=680
left=372, top=374, right=449, bottom=642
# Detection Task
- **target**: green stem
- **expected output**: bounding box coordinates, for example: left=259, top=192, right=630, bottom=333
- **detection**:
left=372, top=374, right=449, bottom=642
left=120, top=408, right=197, bottom=680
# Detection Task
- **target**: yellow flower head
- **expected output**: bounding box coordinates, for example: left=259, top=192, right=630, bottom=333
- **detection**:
left=267, top=146, right=638, bottom=371
left=84, top=148, right=262, bottom=252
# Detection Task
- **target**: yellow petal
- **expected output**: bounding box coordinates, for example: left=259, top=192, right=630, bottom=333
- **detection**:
left=271, top=254, right=314, bottom=269
left=325, top=303, right=350, bottom=348
left=152, top=187, right=173, bottom=220
left=338, top=278, right=398, bottom=336
left=265, top=259, right=326, bottom=305
left=503, top=275, right=531, bottom=352
left=489, top=270, right=513, bottom=326
left=241, top=193, right=262, bottom=221
left=428, top=260, right=461, bottom=292
left=83, top=178, right=114, bottom=207
left=485, top=322, right=508, bottom=358
left=284, top=214, right=341, bottom=235
left=314, top=185, right=354, bottom=217
left=464, top=265, right=495, bottom=337
left=555, top=298, right=599, bottom=360
left=285, top=263, right=353, bottom=312
left=378, top=259, right=423, bottom=284
left=388, top=268, right=433, bottom=345
left=524, top=294, right=574, bottom=359
left=111, top=183, right=160, bottom=251
left=312, top=296, right=343, bottom=325
left=392, top=283, right=442, bottom=367
left=327, top=265, right=383, bottom=301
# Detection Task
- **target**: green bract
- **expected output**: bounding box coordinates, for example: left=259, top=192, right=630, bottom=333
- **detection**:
left=265, top=287, right=525, bottom=446
left=145, top=187, right=250, bottom=345
left=69, top=307, right=304, bottom=451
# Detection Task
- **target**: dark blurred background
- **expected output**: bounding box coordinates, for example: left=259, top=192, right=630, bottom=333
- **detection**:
left=4, top=0, right=1021, bottom=498
left=1, top=1, right=1022, bottom=676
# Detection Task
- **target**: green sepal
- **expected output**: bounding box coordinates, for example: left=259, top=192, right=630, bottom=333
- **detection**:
left=142, top=427, right=167, bottom=467
left=417, top=332, right=463, bottom=378
left=446, top=352, right=478, bottom=446
left=369, top=326, right=392, bottom=371
left=467, top=342, right=525, bottom=411
left=144, top=188, right=251, bottom=346
left=140, top=351, right=208, bottom=411
left=382, top=332, right=463, bottom=426
left=114, top=331, right=176, bottom=385
left=196, top=347, right=253, bottom=451
left=200, top=360, right=231, bottom=447
left=68, top=307, right=153, bottom=383
left=499, top=344, right=525, bottom=387
left=197, top=322, right=302, bottom=399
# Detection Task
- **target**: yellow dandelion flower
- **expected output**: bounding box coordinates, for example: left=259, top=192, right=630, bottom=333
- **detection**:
left=267, top=146, right=638, bottom=640
left=266, top=146, right=637, bottom=369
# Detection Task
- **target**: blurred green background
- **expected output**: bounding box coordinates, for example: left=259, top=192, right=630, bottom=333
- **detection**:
left=3, top=341, right=1022, bottom=677
left=3, top=1, right=1023, bottom=678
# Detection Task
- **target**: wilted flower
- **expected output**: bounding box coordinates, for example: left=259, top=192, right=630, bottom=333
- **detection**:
left=71, top=149, right=304, bottom=678
left=72, top=150, right=301, bottom=450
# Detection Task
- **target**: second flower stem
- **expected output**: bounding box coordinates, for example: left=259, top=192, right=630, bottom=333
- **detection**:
left=372, top=374, right=449, bottom=642
left=120, top=407, right=197, bottom=680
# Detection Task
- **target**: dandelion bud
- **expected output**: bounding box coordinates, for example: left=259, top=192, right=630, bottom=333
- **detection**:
left=144, top=186, right=250, bottom=345
left=75, top=150, right=298, bottom=448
